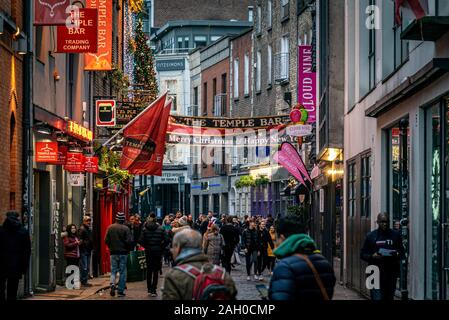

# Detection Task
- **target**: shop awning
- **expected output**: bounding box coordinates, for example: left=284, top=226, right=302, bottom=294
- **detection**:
left=365, top=58, right=449, bottom=118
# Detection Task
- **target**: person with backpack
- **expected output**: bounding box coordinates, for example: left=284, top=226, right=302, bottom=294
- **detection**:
left=162, top=228, right=237, bottom=300
left=268, top=214, right=336, bottom=300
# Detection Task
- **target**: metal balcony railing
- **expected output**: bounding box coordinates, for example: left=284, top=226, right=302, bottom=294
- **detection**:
left=213, top=94, right=227, bottom=117
left=274, top=52, right=289, bottom=82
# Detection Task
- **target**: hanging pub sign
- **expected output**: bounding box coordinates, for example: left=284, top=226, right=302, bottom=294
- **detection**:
left=35, top=141, right=59, bottom=163
left=34, top=0, right=70, bottom=26
left=68, top=173, right=85, bottom=187
left=64, top=152, right=85, bottom=172
left=96, top=100, right=116, bottom=127
left=298, top=45, right=317, bottom=124
left=115, top=102, right=146, bottom=126
left=84, top=0, right=112, bottom=70
left=286, top=124, right=313, bottom=137
left=52, top=144, right=68, bottom=165
left=66, top=120, right=93, bottom=142
left=56, top=8, right=98, bottom=53
left=84, top=156, right=99, bottom=173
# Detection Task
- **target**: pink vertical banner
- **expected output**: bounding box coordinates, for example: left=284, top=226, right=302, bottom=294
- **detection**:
left=298, top=45, right=316, bottom=123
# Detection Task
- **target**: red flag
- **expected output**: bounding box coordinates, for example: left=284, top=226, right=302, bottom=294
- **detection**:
left=132, top=100, right=173, bottom=176
left=395, top=0, right=428, bottom=26
left=34, top=0, right=70, bottom=25
left=119, top=94, right=167, bottom=170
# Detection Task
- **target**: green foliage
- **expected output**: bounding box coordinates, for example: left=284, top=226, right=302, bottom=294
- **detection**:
left=98, top=146, right=133, bottom=188
left=255, top=175, right=270, bottom=186
left=133, top=19, right=158, bottom=101
left=108, top=64, right=130, bottom=96
left=235, top=175, right=256, bottom=189
left=286, top=205, right=309, bottom=227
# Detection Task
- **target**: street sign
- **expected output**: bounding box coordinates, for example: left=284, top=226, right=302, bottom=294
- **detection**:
left=96, top=100, right=116, bottom=127
left=68, top=173, right=85, bottom=187
left=286, top=124, right=313, bottom=137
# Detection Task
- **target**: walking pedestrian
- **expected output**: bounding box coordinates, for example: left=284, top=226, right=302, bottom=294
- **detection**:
left=220, top=216, right=240, bottom=273
left=63, top=224, right=81, bottom=268
left=127, top=214, right=142, bottom=250
left=0, top=211, right=31, bottom=301
left=203, top=224, right=224, bottom=265
left=267, top=225, right=277, bottom=275
left=268, top=214, right=336, bottom=300
left=138, top=213, right=168, bottom=296
left=162, top=229, right=237, bottom=300
left=242, top=221, right=260, bottom=281
left=172, top=216, right=191, bottom=234
left=256, top=220, right=274, bottom=281
left=78, top=216, right=93, bottom=287
left=361, top=213, right=403, bottom=301
left=105, top=212, right=133, bottom=297
left=198, top=214, right=209, bottom=236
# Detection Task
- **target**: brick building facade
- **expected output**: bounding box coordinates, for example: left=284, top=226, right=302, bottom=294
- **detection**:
left=0, top=0, right=24, bottom=223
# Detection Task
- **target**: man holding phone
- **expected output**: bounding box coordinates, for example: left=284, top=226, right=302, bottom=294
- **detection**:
left=361, top=213, right=404, bottom=300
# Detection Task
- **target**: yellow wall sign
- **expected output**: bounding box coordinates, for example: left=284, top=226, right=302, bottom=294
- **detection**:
left=66, top=120, right=93, bottom=142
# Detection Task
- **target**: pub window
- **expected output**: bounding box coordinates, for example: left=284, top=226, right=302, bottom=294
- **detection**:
left=348, top=162, right=357, bottom=217
left=361, top=154, right=371, bottom=217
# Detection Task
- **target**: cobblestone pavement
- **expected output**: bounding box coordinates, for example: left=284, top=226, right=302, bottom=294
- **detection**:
left=28, top=256, right=366, bottom=300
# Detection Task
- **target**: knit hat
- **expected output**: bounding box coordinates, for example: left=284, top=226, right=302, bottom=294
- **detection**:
left=178, top=216, right=188, bottom=227
left=116, top=212, right=126, bottom=223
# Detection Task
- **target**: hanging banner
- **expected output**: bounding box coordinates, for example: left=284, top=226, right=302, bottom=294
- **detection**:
left=96, top=100, right=116, bottom=127
left=131, top=101, right=173, bottom=176
left=64, top=152, right=85, bottom=172
left=34, top=0, right=70, bottom=25
left=68, top=173, right=85, bottom=187
left=57, top=8, right=98, bottom=53
left=274, top=142, right=313, bottom=186
left=120, top=94, right=167, bottom=170
left=84, top=0, right=112, bottom=70
left=84, top=156, right=99, bottom=173
left=169, top=115, right=291, bottom=130
left=35, top=142, right=59, bottom=163
left=298, top=45, right=316, bottom=123
left=49, top=144, right=68, bottom=165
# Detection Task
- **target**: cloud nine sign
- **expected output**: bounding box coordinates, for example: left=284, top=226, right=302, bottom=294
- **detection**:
left=298, top=45, right=317, bottom=124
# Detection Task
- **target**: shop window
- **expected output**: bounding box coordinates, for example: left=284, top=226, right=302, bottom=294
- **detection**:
left=348, top=162, right=356, bottom=217
left=361, top=154, right=371, bottom=217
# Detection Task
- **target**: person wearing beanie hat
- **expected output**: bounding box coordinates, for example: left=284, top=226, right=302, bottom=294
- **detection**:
left=105, top=212, right=133, bottom=297
left=172, top=216, right=191, bottom=234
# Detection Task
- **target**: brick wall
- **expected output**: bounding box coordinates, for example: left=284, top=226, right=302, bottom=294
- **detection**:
left=154, top=0, right=253, bottom=27
left=230, top=29, right=252, bottom=118
left=201, top=58, right=230, bottom=178
left=0, top=1, right=24, bottom=223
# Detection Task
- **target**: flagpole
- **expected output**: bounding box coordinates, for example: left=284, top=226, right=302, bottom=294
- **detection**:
left=101, top=91, right=169, bottom=147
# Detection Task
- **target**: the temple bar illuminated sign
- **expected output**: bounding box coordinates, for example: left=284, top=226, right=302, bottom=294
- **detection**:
left=66, top=120, right=93, bottom=142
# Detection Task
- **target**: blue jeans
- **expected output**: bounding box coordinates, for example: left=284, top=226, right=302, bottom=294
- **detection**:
left=110, top=255, right=127, bottom=293
left=80, top=252, right=91, bottom=285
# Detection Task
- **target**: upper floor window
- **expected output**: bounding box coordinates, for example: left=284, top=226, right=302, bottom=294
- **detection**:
left=248, top=6, right=254, bottom=22
left=267, top=1, right=272, bottom=28
left=267, top=45, right=272, bottom=86
left=244, top=54, right=249, bottom=95
left=256, top=51, right=261, bottom=92
left=257, top=6, right=262, bottom=33
left=194, top=36, right=207, bottom=48
left=233, top=59, right=240, bottom=98
left=281, top=0, right=290, bottom=20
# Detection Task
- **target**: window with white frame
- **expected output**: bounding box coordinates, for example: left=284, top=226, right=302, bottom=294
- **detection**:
left=281, top=0, right=290, bottom=19
left=257, top=5, right=262, bottom=33
left=256, top=51, right=261, bottom=92
left=233, top=58, right=239, bottom=98
left=244, top=54, right=249, bottom=95
left=267, top=0, right=272, bottom=28
left=248, top=6, right=254, bottom=22
left=267, top=45, right=272, bottom=85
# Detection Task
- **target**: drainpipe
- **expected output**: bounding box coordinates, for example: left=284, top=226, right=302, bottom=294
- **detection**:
left=23, top=0, right=34, bottom=297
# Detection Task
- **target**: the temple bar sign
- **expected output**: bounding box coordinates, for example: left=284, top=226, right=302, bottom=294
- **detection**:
left=156, top=59, right=185, bottom=71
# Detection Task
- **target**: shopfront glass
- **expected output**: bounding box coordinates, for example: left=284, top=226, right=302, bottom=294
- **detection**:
left=387, top=119, right=410, bottom=298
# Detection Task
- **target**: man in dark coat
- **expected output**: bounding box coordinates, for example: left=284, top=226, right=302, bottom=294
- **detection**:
left=268, top=214, right=336, bottom=300
left=361, top=213, right=403, bottom=301
left=242, top=221, right=260, bottom=280
left=78, top=215, right=93, bottom=286
left=138, top=213, right=168, bottom=296
left=220, top=216, right=240, bottom=274
left=0, top=211, right=31, bottom=301
left=199, top=214, right=209, bottom=236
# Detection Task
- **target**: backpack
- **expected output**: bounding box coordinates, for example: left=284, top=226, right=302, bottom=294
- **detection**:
left=174, top=263, right=233, bottom=300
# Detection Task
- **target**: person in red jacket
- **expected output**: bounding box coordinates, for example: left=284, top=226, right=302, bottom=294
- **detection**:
left=63, top=224, right=81, bottom=267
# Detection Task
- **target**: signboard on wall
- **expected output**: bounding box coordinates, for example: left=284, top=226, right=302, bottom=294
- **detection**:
left=56, top=8, right=98, bottom=53
left=96, top=100, right=116, bottom=127
left=36, top=142, right=59, bottom=163
left=319, top=188, right=325, bottom=213
left=153, top=171, right=191, bottom=184
left=68, top=173, right=85, bottom=187
left=64, top=153, right=85, bottom=172
left=84, top=156, right=99, bottom=173
left=84, top=0, right=112, bottom=70
left=156, top=59, right=186, bottom=71
left=298, top=45, right=316, bottom=123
